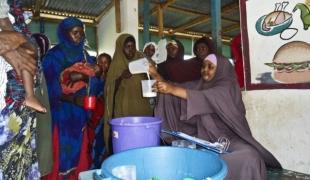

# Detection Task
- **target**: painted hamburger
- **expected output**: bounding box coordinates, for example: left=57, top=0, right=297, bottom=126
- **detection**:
left=265, top=41, right=310, bottom=83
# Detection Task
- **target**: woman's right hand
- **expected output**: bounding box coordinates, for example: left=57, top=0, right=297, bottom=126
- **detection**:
left=154, top=81, right=174, bottom=94
left=154, top=81, right=188, bottom=99
left=149, top=64, right=163, bottom=81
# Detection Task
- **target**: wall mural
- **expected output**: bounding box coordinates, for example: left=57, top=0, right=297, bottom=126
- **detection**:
left=240, top=0, right=310, bottom=89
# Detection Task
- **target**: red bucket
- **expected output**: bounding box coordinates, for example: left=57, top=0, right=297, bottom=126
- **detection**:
left=83, top=96, right=96, bottom=110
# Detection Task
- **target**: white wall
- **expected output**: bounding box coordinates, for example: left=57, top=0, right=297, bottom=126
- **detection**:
left=243, top=90, right=310, bottom=174
left=97, top=0, right=139, bottom=56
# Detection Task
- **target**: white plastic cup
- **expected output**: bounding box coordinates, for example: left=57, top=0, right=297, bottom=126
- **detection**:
left=141, top=80, right=156, bottom=98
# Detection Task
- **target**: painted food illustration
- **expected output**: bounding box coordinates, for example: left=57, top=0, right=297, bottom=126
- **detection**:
left=265, top=41, right=310, bottom=84
left=256, top=2, right=293, bottom=36
left=293, top=3, right=310, bottom=30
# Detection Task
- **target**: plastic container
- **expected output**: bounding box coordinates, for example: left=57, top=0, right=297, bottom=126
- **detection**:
left=128, top=58, right=149, bottom=74
left=141, top=79, right=157, bottom=97
left=96, top=146, right=227, bottom=180
left=110, top=117, right=162, bottom=153
left=83, top=95, right=96, bottom=110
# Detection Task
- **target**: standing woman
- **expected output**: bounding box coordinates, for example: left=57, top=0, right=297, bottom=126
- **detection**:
left=184, top=36, right=215, bottom=81
left=157, top=39, right=185, bottom=82
left=42, top=17, right=101, bottom=179
left=104, top=34, right=153, bottom=154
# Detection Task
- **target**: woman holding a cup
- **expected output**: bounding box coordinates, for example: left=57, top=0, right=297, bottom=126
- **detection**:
left=42, top=17, right=102, bottom=179
left=104, top=34, right=153, bottom=155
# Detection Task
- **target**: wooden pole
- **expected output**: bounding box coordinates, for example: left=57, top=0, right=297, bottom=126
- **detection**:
left=143, top=0, right=151, bottom=44
left=115, top=0, right=121, bottom=33
left=158, top=5, right=164, bottom=38
left=211, top=0, right=222, bottom=55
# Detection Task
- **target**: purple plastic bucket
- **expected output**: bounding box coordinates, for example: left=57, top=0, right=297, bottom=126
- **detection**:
left=110, top=116, right=162, bottom=153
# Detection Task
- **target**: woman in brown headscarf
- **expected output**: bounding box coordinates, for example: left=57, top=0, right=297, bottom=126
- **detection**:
left=104, top=34, right=153, bottom=154
left=150, top=54, right=282, bottom=180
left=157, top=39, right=185, bottom=82
left=158, top=37, right=214, bottom=83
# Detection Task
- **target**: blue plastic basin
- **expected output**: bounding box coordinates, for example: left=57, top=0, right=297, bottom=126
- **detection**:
left=98, top=146, right=228, bottom=180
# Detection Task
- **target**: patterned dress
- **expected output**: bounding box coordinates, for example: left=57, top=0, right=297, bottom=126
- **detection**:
left=0, top=0, right=40, bottom=179
left=42, top=17, right=102, bottom=179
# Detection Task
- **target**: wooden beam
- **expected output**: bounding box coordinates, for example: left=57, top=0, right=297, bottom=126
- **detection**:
left=221, top=2, right=239, bottom=16
left=160, top=0, right=175, bottom=9
left=139, top=0, right=175, bottom=24
left=138, top=24, right=233, bottom=43
left=172, top=16, right=211, bottom=33
left=157, top=5, right=164, bottom=38
left=33, top=0, right=42, bottom=17
left=114, top=0, right=121, bottom=33
left=169, top=1, right=239, bottom=34
left=150, top=0, right=175, bottom=16
left=223, top=23, right=240, bottom=33
left=166, top=5, right=206, bottom=16
left=166, top=5, right=239, bottom=24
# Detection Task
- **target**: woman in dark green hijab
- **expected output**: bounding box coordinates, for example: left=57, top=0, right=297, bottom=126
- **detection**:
left=104, top=34, right=153, bottom=154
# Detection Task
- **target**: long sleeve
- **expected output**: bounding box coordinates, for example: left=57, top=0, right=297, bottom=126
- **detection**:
left=42, top=52, right=63, bottom=109
left=0, top=0, right=9, bottom=19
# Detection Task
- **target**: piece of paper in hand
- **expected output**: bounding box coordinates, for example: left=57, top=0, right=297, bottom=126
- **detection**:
left=152, top=39, right=167, bottom=64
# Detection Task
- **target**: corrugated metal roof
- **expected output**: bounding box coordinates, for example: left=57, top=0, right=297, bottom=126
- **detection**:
left=20, top=0, right=240, bottom=39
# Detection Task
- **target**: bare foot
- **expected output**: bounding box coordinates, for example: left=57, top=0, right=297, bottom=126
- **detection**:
left=24, top=96, right=47, bottom=113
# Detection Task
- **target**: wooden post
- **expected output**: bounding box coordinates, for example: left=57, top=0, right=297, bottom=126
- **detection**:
left=115, top=0, right=121, bottom=33
left=158, top=5, right=164, bottom=38
left=211, top=0, right=222, bottom=55
left=143, top=0, right=151, bottom=44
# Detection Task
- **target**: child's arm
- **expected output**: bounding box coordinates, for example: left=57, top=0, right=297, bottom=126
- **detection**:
left=0, top=14, right=36, bottom=76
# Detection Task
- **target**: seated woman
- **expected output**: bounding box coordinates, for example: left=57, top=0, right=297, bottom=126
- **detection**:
left=149, top=54, right=282, bottom=180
